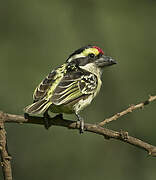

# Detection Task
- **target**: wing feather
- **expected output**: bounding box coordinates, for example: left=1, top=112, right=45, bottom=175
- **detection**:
left=24, top=64, right=67, bottom=114
left=33, top=70, right=57, bottom=101
left=51, top=69, right=98, bottom=105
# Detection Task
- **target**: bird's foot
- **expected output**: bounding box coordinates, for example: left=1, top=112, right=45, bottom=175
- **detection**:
left=43, top=111, right=51, bottom=130
left=119, top=129, right=129, bottom=140
left=79, top=119, right=84, bottom=134
left=55, top=113, right=63, bottom=119
left=24, top=113, right=29, bottom=119
left=75, top=113, right=84, bottom=134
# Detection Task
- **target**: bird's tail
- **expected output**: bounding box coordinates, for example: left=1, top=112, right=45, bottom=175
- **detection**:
left=24, top=99, right=52, bottom=114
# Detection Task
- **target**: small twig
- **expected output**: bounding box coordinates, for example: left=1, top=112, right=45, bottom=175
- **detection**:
left=99, top=95, right=156, bottom=126
left=0, top=111, right=156, bottom=157
left=0, top=115, right=12, bottom=180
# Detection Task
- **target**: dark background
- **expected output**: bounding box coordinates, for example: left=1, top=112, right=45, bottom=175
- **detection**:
left=1, top=0, right=156, bottom=179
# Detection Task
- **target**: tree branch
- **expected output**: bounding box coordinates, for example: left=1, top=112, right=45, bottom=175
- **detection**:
left=0, top=111, right=156, bottom=157
left=0, top=118, right=12, bottom=180
left=99, top=95, right=156, bottom=126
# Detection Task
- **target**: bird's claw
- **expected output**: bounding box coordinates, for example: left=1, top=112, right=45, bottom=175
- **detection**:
left=75, top=113, right=84, bottom=134
left=55, top=113, right=63, bottom=119
left=119, top=129, right=129, bottom=140
left=79, top=119, right=84, bottom=134
left=43, top=111, right=50, bottom=130
left=24, top=113, right=29, bottom=119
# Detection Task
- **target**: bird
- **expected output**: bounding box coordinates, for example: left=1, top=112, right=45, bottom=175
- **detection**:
left=24, top=45, right=116, bottom=133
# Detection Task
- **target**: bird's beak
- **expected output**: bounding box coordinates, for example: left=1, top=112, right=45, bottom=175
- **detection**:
left=95, top=55, right=117, bottom=68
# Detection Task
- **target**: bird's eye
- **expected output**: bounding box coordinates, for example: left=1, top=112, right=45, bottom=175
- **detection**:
left=88, top=53, right=95, bottom=58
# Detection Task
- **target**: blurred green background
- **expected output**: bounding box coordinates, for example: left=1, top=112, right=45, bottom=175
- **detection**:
left=1, top=0, right=156, bottom=179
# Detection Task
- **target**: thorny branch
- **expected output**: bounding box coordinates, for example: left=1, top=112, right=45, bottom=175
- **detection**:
left=0, top=94, right=156, bottom=180
left=0, top=120, right=12, bottom=180
left=0, top=95, right=156, bottom=158
left=99, top=95, right=156, bottom=126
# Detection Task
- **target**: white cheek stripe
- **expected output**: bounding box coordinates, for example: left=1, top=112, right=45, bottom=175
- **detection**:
left=67, top=54, right=85, bottom=63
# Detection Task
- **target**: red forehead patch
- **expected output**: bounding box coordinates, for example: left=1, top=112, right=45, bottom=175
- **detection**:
left=93, top=46, right=104, bottom=54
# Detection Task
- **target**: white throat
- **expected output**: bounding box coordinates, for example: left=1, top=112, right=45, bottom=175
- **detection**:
left=79, top=63, right=102, bottom=77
